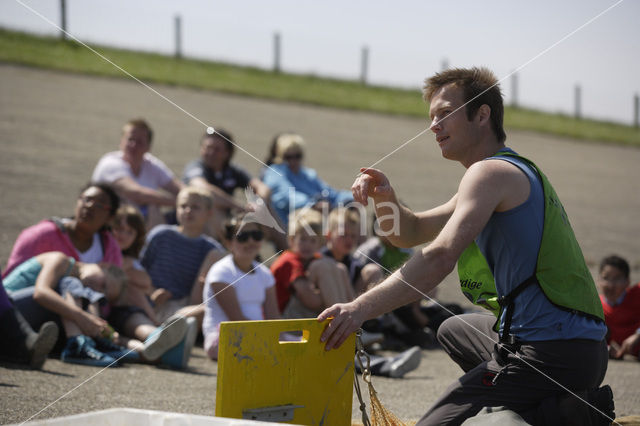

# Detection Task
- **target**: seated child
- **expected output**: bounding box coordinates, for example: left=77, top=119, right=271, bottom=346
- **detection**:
left=110, top=205, right=195, bottom=369
left=141, top=187, right=225, bottom=326
left=5, top=253, right=127, bottom=367
left=271, top=208, right=355, bottom=318
left=321, top=207, right=384, bottom=295
left=597, top=255, right=640, bottom=359
left=111, top=205, right=156, bottom=323
left=202, top=214, right=280, bottom=360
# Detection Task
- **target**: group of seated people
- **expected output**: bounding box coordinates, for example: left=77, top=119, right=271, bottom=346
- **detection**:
left=1, top=118, right=638, bottom=376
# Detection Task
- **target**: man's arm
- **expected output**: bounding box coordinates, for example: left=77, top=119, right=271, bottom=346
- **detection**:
left=320, top=160, right=524, bottom=349
left=189, top=248, right=225, bottom=305
left=352, top=168, right=457, bottom=248
left=188, top=177, right=245, bottom=211
left=162, top=176, right=185, bottom=196
left=249, top=178, right=271, bottom=201
left=112, top=176, right=177, bottom=207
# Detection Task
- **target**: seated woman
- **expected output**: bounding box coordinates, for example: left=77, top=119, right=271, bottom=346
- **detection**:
left=261, top=133, right=353, bottom=227
left=202, top=214, right=280, bottom=360
left=3, top=182, right=122, bottom=277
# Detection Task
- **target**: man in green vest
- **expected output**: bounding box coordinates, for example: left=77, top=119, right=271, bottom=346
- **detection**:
left=318, top=67, right=614, bottom=425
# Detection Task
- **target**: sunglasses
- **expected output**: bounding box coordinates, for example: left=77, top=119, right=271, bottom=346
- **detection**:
left=235, top=229, right=264, bottom=242
left=283, top=152, right=303, bottom=161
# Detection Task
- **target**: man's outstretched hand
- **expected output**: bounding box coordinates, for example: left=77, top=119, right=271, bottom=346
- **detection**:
left=352, top=168, right=394, bottom=206
left=318, top=301, right=365, bottom=350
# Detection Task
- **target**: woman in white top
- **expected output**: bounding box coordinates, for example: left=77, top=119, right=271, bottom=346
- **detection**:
left=202, top=214, right=280, bottom=360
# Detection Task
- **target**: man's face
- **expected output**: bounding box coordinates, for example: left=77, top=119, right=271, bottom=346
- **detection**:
left=428, top=84, right=476, bottom=162
left=120, top=125, right=151, bottom=164
left=597, top=264, right=629, bottom=302
left=200, top=136, right=230, bottom=170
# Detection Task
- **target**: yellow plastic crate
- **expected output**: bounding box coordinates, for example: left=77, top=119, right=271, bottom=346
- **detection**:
left=215, top=318, right=355, bottom=425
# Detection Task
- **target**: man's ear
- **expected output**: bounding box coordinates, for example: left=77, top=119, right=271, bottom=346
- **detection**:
left=477, top=104, right=491, bottom=125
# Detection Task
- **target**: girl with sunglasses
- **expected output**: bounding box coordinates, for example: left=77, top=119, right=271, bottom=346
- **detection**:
left=202, top=214, right=280, bottom=360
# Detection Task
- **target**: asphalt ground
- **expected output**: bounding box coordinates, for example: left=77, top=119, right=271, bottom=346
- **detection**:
left=1, top=64, right=639, bottom=425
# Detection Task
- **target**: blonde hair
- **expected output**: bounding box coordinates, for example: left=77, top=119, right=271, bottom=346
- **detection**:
left=288, top=208, right=323, bottom=236
left=178, top=186, right=214, bottom=210
left=273, top=133, right=305, bottom=164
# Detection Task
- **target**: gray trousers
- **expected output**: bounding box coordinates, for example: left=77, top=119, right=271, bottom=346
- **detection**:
left=417, top=313, right=608, bottom=426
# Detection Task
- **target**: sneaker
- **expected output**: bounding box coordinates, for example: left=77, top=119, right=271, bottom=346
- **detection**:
left=28, top=321, right=59, bottom=369
left=141, top=315, right=188, bottom=361
left=94, top=337, right=140, bottom=363
left=61, top=335, right=118, bottom=367
left=388, top=346, right=422, bottom=378
left=160, top=317, right=198, bottom=369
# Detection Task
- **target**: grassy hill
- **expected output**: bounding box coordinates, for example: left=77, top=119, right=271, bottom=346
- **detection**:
left=1, top=28, right=638, bottom=147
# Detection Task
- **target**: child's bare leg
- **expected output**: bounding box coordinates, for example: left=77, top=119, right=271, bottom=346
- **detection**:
left=115, top=312, right=157, bottom=351
left=174, top=304, right=204, bottom=330
left=123, top=286, right=158, bottom=325
left=60, top=293, right=83, bottom=337
left=307, top=258, right=355, bottom=307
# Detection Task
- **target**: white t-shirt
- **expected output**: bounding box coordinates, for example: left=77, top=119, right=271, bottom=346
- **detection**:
left=202, top=254, right=275, bottom=337
left=91, top=151, right=174, bottom=190
left=60, top=218, right=104, bottom=263
left=78, top=233, right=104, bottom=263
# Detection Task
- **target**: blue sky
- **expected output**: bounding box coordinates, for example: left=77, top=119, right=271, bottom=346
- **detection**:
left=2, top=0, right=638, bottom=124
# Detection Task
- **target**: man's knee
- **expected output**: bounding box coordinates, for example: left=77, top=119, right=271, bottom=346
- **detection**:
left=436, top=314, right=460, bottom=346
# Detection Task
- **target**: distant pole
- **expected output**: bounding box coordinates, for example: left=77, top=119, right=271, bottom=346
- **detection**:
left=174, top=15, right=182, bottom=58
left=574, top=84, right=582, bottom=119
left=360, top=46, right=369, bottom=85
left=60, top=0, right=67, bottom=40
left=634, top=94, right=639, bottom=128
left=511, top=72, right=518, bottom=108
left=273, top=32, right=281, bottom=73
left=441, top=58, right=449, bottom=71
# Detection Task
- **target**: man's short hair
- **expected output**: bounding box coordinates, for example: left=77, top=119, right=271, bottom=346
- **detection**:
left=178, top=186, right=214, bottom=210
left=123, top=118, right=153, bottom=144
left=423, top=67, right=506, bottom=144
left=599, top=254, right=630, bottom=278
left=202, top=128, right=235, bottom=163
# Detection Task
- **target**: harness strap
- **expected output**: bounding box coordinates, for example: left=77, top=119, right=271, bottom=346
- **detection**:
left=498, top=274, right=538, bottom=343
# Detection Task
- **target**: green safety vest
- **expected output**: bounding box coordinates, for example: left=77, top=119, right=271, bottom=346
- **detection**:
left=457, top=152, right=604, bottom=333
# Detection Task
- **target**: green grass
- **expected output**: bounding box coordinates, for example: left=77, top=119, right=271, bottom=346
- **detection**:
left=1, top=28, right=639, bottom=147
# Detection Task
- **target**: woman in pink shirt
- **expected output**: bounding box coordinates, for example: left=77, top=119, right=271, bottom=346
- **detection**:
left=4, top=183, right=122, bottom=277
